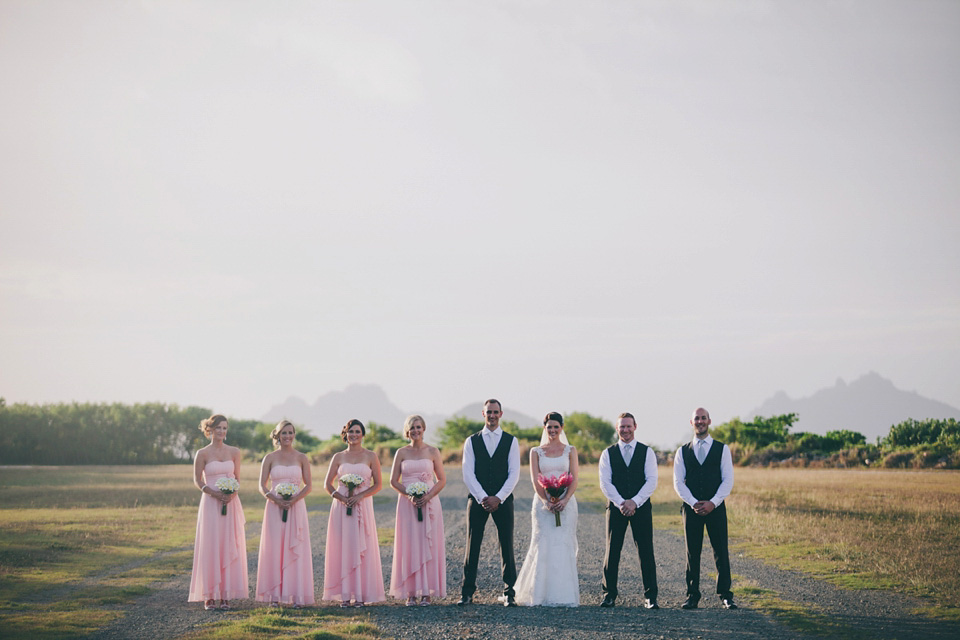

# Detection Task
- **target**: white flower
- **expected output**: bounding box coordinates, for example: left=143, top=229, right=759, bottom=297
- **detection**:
left=406, top=482, right=429, bottom=497
left=339, top=473, right=364, bottom=489
left=215, top=477, right=240, bottom=493
left=274, top=482, right=298, bottom=499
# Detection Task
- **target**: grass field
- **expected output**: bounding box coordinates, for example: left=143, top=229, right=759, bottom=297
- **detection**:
left=1, top=464, right=957, bottom=638
left=0, top=464, right=347, bottom=639
left=725, top=467, right=960, bottom=615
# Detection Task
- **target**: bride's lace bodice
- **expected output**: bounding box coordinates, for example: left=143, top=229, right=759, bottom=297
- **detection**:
left=536, top=446, right=571, bottom=477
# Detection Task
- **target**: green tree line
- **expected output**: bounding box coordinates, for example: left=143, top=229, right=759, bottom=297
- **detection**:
left=0, top=399, right=319, bottom=465
left=712, top=413, right=959, bottom=468
left=2, top=398, right=955, bottom=468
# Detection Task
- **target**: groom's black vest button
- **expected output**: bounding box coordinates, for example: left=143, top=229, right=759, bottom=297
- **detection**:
left=471, top=431, right=515, bottom=497
left=607, top=442, right=648, bottom=502
left=680, top=440, right=724, bottom=501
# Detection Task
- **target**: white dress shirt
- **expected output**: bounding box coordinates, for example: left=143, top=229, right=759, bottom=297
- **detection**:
left=462, top=427, right=521, bottom=504
left=673, top=435, right=734, bottom=508
left=598, top=440, right=658, bottom=508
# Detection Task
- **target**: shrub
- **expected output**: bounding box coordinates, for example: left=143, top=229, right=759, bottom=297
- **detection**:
left=882, top=451, right=915, bottom=468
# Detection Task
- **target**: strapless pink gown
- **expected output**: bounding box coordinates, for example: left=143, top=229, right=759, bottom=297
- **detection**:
left=322, top=462, right=385, bottom=603
left=389, top=458, right=446, bottom=599
left=188, top=460, right=249, bottom=602
left=255, top=464, right=315, bottom=605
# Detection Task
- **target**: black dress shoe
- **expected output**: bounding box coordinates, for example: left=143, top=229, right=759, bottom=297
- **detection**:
left=644, top=599, right=659, bottom=609
left=503, top=595, right=517, bottom=607
left=457, top=595, right=473, bottom=605
left=681, top=596, right=699, bottom=609
left=600, top=595, right=616, bottom=608
left=721, top=597, right=738, bottom=610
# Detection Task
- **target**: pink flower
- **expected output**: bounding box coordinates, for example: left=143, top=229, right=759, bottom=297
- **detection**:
left=537, top=472, right=574, bottom=527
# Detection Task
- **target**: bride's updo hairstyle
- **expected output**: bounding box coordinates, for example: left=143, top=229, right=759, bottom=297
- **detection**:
left=543, top=412, right=564, bottom=426
left=341, top=419, right=366, bottom=442
left=271, top=420, right=296, bottom=448
left=199, top=414, right=228, bottom=436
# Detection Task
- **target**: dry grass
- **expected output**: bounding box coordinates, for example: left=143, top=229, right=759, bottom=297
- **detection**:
left=0, top=464, right=333, bottom=639
left=726, top=467, right=960, bottom=611
left=0, top=464, right=333, bottom=509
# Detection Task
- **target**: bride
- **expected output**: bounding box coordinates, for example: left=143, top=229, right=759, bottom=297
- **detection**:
left=514, top=412, right=580, bottom=607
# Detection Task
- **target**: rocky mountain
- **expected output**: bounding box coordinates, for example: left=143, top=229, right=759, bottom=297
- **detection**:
left=261, top=384, right=538, bottom=440
left=747, top=372, right=960, bottom=442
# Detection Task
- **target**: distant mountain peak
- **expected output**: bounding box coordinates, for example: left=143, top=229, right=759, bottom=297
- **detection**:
left=748, top=373, right=959, bottom=441
left=261, top=384, right=540, bottom=440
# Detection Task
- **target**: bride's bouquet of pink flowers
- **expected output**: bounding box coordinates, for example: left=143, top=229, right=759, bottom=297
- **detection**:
left=406, top=481, right=430, bottom=522
left=538, top=472, right=574, bottom=527
left=274, top=482, right=298, bottom=522
left=339, top=473, right=364, bottom=516
left=214, top=477, right=240, bottom=516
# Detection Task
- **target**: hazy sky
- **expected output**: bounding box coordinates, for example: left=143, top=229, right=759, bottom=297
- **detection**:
left=2, top=1, right=958, bottom=447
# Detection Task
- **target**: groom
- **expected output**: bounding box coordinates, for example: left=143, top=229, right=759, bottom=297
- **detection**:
left=599, top=412, right=659, bottom=608
left=459, top=398, right=521, bottom=606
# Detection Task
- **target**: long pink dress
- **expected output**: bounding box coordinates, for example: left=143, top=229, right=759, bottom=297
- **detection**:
left=389, top=458, right=446, bottom=599
left=322, top=462, right=385, bottom=603
left=188, top=459, right=249, bottom=602
left=255, top=464, right=315, bottom=605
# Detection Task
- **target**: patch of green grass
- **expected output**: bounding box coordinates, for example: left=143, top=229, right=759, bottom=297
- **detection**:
left=184, top=609, right=379, bottom=640
left=737, top=582, right=870, bottom=639
left=0, top=507, right=197, bottom=605
left=914, top=605, right=960, bottom=621
left=0, top=609, right=122, bottom=640
left=377, top=527, right=394, bottom=547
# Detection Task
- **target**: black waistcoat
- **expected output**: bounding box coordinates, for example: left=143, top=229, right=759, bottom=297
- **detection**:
left=470, top=431, right=515, bottom=497
left=680, top=439, right=724, bottom=501
left=607, top=441, right=649, bottom=502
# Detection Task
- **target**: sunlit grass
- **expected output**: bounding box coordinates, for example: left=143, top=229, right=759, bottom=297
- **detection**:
left=0, top=507, right=198, bottom=606
left=727, top=467, right=960, bottom=613
left=0, top=609, right=122, bottom=640
left=0, top=464, right=335, bottom=509
left=737, top=580, right=870, bottom=640
left=182, top=608, right=379, bottom=640
left=0, top=465, right=385, bottom=639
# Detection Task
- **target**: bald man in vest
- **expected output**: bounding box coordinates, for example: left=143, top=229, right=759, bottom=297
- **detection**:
left=673, top=407, right=736, bottom=610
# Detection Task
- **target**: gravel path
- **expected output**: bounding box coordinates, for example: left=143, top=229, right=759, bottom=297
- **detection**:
left=86, top=471, right=958, bottom=640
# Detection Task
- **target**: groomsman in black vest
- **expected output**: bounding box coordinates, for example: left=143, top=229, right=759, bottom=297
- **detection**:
left=598, top=412, right=660, bottom=608
left=459, top=398, right=521, bottom=606
left=673, top=407, right=737, bottom=610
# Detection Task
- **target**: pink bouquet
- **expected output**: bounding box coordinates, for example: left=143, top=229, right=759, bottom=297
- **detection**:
left=538, top=472, right=573, bottom=527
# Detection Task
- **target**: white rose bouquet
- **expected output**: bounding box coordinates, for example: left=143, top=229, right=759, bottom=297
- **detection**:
left=214, top=477, right=240, bottom=516
left=339, top=473, right=364, bottom=516
left=406, top=481, right=430, bottom=521
left=274, top=482, right=298, bottom=522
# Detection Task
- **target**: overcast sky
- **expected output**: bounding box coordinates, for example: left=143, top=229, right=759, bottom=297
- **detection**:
left=2, top=1, right=958, bottom=447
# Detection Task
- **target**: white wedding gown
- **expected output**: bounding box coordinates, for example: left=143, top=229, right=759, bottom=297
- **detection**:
left=514, top=445, right=580, bottom=607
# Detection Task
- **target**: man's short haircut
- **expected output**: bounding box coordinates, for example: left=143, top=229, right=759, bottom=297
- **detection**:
left=483, top=398, right=502, bottom=411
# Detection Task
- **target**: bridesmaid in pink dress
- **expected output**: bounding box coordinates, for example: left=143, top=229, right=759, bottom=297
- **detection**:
left=188, top=414, right=249, bottom=610
left=389, top=415, right=447, bottom=606
left=323, top=419, right=386, bottom=607
left=255, top=420, right=315, bottom=607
